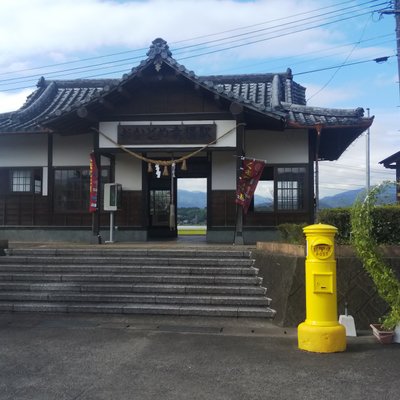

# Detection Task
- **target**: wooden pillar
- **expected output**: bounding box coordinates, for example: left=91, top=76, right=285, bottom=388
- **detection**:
left=308, top=128, right=316, bottom=224
left=47, top=133, right=54, bottom=225
left=92, top=129, right=102, bottom=243
left=206, top=151, right=212, bottom=231
left=141, top=156, right=149, bottom=233
left=234, top=118, right=245, bottom=245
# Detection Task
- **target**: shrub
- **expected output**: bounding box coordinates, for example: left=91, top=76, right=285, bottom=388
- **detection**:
left=317, top=208, right=351, bottom=244
left=350, top=184, right=400, bottom=330
left=318, top=205, right=400, bottom=245
left=277, top=223, right=307, bottom=244
left=371, top=206, right=400, bottom=244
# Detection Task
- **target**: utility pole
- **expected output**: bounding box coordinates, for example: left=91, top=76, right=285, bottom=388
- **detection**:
left=366, top=108, right=371, bottom=192
left=381, top=0, right=400, bottom=101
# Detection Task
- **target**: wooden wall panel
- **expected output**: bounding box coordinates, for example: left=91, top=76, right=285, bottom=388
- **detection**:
left=0, top=192, right=144, bottom=228
left=4, top=195, right=23, bottom=225
left=0, top=170, right=8, bottom=195
left=210, top=190, right=236, bottom=227
left=114, top=82, right=222, bottom=115
left=33, top=197, right=51, bottom=225
left=0, top=197, right=5, bottom=225
left=52, top=213, right=92, bottom=226
left=115, top=191, right=143, bottom=226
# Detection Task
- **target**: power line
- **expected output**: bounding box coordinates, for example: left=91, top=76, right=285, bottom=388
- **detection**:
left=293, top=54, right=396, bottom=76
left=0, top=1, right=392, bottom=92
left=171, top=0, right=379, bottom=46
left=0, top=48, right=148, bottom=78
left=173, top=0, right=384, bottom=53
left=217, top=33, right=394, bottom=74
left=0, top=0, right=382, bottom=78
left=177, top=6, right=388, bottom=62
left=306, top=11, right=372, bottom=102
left=0, top=1, right=388, bottom=86
left=1, top=33, right=393, bottom=89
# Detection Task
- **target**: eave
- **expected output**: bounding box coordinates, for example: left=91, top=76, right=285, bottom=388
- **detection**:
left=379, top=150, right=400, bottom=169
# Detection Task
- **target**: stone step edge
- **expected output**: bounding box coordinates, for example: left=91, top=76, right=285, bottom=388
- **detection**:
left=0, top=282, right=267, bottom=293
left=0, top=266, right=258, bottom=276
left=0, top=257, right=255, bottom=267
left=0, top=301, right=276, bottom=318
left=5, top=249, right=253, bottom=259
left=0, top=291, right=272, bottom=305
left=0, top=275, right=262, bottom=285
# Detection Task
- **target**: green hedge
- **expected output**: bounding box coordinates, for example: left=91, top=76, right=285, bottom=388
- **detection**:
left=319, top=206, right=400, bottom=244
left=371, top=206, right=400, bottom=244
left=317, top=208, right=351, bottom=244
left=278, top=205, right=400, bottom=245
left=277, top=223, right=307, bottom=244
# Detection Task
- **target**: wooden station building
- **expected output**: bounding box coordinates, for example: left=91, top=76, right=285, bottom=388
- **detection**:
left=0, top=38, right=374, bottom=243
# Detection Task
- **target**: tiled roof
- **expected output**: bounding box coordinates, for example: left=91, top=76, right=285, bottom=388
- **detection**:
left=379, top=151, right=400, bottom=168
left=282, top=102, right=370, bottom=128
left=0, top=38, right=372, bottom=137
left=199, top=72, right=306, bottom=107
left=0, top=78, right=114, bottom=133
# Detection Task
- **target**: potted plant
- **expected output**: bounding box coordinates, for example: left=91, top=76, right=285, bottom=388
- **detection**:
left=350, top=183, right=400, bottom=344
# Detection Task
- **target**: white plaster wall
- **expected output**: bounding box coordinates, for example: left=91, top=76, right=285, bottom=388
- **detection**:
left=115, top=154, right=142, bottom=190
left=245, top=129, right=308, bottom=163
left=53, top=133, right=95, bottom=166
left=0, top=134, right=47, bottom=166
left=212, top=151, right=236, bottom=190
left=99, top=120, right=236, bottom=149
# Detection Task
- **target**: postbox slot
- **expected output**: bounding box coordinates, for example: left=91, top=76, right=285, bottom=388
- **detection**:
left=313, top=272, right=333, bottom=294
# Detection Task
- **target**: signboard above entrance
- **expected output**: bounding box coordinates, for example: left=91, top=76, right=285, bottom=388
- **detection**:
left=118, top=124, right=216, bottom=145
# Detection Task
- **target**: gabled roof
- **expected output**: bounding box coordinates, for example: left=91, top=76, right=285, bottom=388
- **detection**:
left=379, top=151, right=400, bottom=169
left=0, top=38, right=373, bottom=160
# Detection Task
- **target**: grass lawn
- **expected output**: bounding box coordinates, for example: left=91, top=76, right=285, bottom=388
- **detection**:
left=178, top=226, right=207, bottom=236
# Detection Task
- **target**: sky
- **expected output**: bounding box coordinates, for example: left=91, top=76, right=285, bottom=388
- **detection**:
left=0, top=0, right=398, bottom=198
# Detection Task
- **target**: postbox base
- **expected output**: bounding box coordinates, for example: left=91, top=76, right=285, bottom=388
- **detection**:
left=298, top=322, right=346, bottom=353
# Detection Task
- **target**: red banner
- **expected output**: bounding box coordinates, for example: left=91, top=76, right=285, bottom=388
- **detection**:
left=89, top=153, right=98, bottom=213
left=235, top=158, right=265, bottom=214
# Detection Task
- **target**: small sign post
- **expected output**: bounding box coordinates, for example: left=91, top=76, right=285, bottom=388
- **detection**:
left=104, top=183, right=122, bottom=243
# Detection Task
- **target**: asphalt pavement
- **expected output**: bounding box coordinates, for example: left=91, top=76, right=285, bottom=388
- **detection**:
left=0, top=312, right=399, bottom=400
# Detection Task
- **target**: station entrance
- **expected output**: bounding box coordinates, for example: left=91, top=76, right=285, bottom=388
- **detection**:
left=147, top=153, right=210, bottom=240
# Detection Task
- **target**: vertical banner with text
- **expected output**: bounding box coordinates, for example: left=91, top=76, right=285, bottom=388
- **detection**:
left=235, top=158, right=265, bottom=214
left=89, top=152, right=98, bottom=213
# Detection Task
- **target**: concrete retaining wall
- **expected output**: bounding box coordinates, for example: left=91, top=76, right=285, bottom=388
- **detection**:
left=254, top=243, right=400, bottom=329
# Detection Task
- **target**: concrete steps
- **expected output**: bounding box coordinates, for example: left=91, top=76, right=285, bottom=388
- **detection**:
left=0, top=247, right=276, bottom=318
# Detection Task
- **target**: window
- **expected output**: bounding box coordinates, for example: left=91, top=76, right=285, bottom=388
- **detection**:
left=54, top=168, right=109, bottom=211
left=149, top=189, right=171, bottom=226
left=252, top=166, right=307, bottom=212
left=12, top=170, right=32, bottom=192
left=254, top=167, right=274, bottom=212
left=10, top=169, right=42, bottom=193
left=276, top=167, right=306, bottom=210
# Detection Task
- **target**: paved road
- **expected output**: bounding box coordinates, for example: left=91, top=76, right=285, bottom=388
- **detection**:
left=0, top=313, right=399, bottom=400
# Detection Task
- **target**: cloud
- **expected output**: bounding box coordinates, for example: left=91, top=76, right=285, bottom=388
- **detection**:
left=319, top=109, right=399, bottom=196
left=304, top=83, right=362, bottom=107
left=0, top=89, right=34, bottom=112
left=0, top=0, right=384, bottom=68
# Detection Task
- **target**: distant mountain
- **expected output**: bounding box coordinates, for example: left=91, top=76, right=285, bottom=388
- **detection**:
left=320, top=183, right=397, bottom=208
left=178, top=190, right=206, bottom=208
left=177, top=190, right=271, bottom=209
left=177, top=184, right=397, bottom=210
left=319, top=189, right=364, bottom=208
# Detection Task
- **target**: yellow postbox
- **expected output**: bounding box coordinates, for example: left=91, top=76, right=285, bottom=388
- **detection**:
left=298, top=223, right=346, bottom=353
